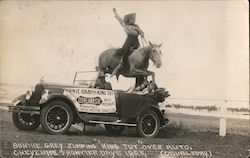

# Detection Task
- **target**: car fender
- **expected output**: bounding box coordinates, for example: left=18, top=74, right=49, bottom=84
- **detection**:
left=12, top=94, right=26, bottom=106
left=137, top=104, right=165, bottom=126
left=40, top=93, right=83, bottom=123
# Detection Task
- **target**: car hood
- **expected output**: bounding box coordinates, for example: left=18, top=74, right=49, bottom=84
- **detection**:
left=39, top=82, right=90, bottom=94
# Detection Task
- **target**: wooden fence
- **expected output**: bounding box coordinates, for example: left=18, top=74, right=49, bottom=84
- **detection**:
left=165, top=98, right=249, bottom=137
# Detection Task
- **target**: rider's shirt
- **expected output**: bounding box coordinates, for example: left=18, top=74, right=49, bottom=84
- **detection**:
left=124, top=24, right=140, bottom=36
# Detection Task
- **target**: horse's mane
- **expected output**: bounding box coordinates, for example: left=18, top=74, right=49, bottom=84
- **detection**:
left=137, top=45, right=152, bottom=54
left=105, top=43, right=152, bottom=55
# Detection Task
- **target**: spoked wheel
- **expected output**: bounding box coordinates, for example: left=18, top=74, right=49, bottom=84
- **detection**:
left=12, top=104, right=40, bottom=131
left=40, top=101, right=73, bottom=134
left=137, top=110, right=160, bottom=138
left=105, top=124, right=125, bottom=135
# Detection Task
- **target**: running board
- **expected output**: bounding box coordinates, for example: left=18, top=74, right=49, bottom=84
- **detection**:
left=89, top=120, right=137, bottom=127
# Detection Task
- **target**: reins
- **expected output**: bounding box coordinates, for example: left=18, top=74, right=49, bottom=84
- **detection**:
left=141, top=37, right=148, bottom=54
left=140, top=37, right=151, bottom=64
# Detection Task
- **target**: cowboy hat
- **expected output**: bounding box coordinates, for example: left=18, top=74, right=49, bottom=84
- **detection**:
left=123, top=13, right=136, bottom=25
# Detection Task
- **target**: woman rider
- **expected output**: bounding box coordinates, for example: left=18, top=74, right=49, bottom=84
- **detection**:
left=111, top=8, right=145, bottom=77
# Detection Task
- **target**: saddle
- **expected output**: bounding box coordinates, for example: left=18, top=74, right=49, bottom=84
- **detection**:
left=114, top=48, right=135, bottom=67
left=110, top=47, right=139, bottom=78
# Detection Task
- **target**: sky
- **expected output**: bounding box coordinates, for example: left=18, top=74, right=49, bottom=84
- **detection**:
left=0, top=1, right=249, bottom=107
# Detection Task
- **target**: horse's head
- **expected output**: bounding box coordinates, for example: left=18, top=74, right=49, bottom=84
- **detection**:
left=148, top=41, right=163, bottom=68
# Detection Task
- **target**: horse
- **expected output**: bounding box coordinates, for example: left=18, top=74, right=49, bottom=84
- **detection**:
left=98, top=41, right=163, bottom=87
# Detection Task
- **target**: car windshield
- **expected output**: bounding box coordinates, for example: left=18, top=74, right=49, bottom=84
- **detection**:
left=73, top=71, right=98, bottom=87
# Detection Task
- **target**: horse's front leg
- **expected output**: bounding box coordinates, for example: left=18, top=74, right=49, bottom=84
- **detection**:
left=142, top=70, right=155, bottom=83
left=147, top=70, right=155, bottom=83
left=130, top=67, right=155, bottom=82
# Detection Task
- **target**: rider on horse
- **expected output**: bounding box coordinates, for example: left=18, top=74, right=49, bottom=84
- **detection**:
left=111, top=8, right=145, bottom=77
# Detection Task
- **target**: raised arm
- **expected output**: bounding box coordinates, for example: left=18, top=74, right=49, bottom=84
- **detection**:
left=113, top=8, right=125, bottom=27
left=113, top=8, right=143, bottom=36
left=113, top=8, right=135, bottom=35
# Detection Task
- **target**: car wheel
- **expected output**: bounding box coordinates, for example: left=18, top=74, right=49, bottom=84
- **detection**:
left=12, top=103, right=40, bottom=131
left=40, top=100, right=73, bottom=134
left=137, top=110, right=160, bottom=138
left=105, top=125, right=125, bottom=135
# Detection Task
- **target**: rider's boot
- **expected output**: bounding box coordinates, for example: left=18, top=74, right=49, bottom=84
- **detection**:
left=110, top=58, right=124, bottom=78
left=111, top=47, right=133, bottom=78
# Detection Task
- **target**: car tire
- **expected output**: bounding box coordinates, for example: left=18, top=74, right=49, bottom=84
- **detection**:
left=40, top=100, right=73, bottom=134
left=12, top=103, right=40, bottom=131
left=105, top=124, right=125, bottom=135
left=137, top=110, right=160, bottom=138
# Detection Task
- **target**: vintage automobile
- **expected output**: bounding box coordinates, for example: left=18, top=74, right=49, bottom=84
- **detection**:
left=9, top=71, right=169, bottom=138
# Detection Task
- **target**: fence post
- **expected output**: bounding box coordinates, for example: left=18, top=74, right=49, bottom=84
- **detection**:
left=219, top=100, right=227, bottom=137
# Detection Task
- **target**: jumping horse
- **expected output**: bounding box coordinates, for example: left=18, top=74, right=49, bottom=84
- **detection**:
left=98, top=41, right=163, bottom=87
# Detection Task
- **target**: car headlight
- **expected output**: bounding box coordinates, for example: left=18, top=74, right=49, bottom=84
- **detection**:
left=25, top=90, right=32, bottom=100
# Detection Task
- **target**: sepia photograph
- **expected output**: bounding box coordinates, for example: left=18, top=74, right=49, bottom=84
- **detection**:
left=0, top=1, right=249, bottom=158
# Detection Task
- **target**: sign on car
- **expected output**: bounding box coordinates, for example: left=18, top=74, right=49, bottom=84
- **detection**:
left=63, top=88, right=116, bottom=113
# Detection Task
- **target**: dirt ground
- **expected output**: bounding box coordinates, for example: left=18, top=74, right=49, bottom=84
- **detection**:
left=0, top=105, right=249, bottom=158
